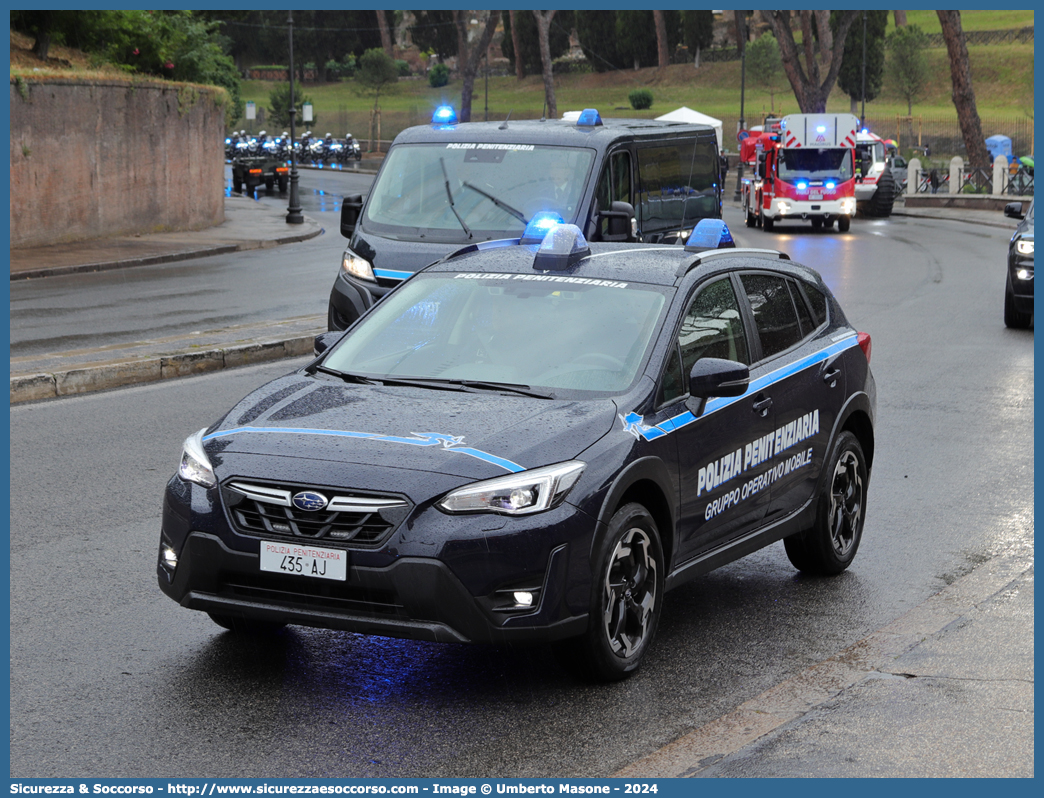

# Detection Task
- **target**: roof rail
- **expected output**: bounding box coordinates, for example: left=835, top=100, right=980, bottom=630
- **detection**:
left=675, top=247, right=790, bottom=278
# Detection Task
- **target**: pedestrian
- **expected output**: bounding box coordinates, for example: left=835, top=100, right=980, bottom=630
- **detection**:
left=923, top=143, right=931, bottom=158
left=929, top=168, right=940, bottom=194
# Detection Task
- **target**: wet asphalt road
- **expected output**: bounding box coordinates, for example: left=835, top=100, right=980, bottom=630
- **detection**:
left=9, top=207, right=1034, bottom=776
left=9, top=168, right=369, bottom=359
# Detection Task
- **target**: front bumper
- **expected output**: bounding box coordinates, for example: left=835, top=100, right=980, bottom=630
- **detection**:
left=1008, top=252, right=1034, bottom=311
left=769, top=196, right=855, bottom=220
left=157, top=478, right=594, bottom=644
left=327, top=272, right=393, bottom=331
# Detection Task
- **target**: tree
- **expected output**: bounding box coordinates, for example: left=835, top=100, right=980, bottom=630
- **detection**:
left=654, top=11, right=670, bottom=69
left=746, top=33, right=787, bottom=114
left=616, top=11, right=657, bottom=70
left=355, top=47, right=399, bottom=111
left=835, top=11, right=888, bottom=115
left=408, top=10, right=456, bottom=62
left=502, top=10, right=573, bottom=79
left=10, top=10, right=85, bottom=60
left=533, top=11, right=559, bottom=119
left=376, top=10, right=393, bottom=57
left=886, top=24, right=930, bottom=116
left=894, top=11, right=907, bottom=27
left=681, top=10, right=715, bottom=67
left=576, top=11, right=623, bottom=73
left=267, top=83, right=314, bottom=129
left=937, top=10, right=992, bottom=168
left=764, top=10, right=861, bottom=113
left=454, top=10, right=500, bottom=123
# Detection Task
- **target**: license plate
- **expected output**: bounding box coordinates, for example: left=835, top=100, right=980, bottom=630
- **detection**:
left=260, top=540, right=347, bottom=581
left=809, top=191, right=823, bottom=200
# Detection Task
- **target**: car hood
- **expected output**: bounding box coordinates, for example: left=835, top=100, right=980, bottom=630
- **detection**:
left=203, top=372, right=619, bottom=481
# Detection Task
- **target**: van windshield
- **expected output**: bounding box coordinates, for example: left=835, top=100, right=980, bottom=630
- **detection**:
left=363, top=144, right=595, bottom=241
left=778, top=148, right=853, bottom=182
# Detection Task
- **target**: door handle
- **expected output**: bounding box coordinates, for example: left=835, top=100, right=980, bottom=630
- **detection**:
left=752, top=396, right=772, bottom=417
left=822, top=368, right=841, bottom=386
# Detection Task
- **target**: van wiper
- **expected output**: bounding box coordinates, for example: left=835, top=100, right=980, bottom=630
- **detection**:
left=460, top=181, right=528, bottom=224
left=439, top=158, right=473, bottom=238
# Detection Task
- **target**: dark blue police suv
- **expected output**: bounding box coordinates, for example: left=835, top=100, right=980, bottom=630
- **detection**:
left=159, top=219, right=876, bottom=682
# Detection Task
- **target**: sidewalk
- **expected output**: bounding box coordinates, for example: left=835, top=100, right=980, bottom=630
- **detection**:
left=10, top=195, right=1021, bottom=405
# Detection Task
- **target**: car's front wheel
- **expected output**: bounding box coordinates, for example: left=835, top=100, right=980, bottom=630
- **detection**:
left=784, top=431, right=867, bottom=575
left=1004, top=280, right=1032, bottom=329
left=555, top=503, right=664, bottom=682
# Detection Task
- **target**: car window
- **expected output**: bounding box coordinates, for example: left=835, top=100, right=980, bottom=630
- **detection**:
left=636, top=140, right=719, bottom=232
left=788, top=280, right=816, bottom=336
left=661, top=277, right=748, bottom=405
left=595, top=151, right=633, bottom=238
left=799, top=282, right=829, bottom=328
left=740, top=273, right=803, bottom=359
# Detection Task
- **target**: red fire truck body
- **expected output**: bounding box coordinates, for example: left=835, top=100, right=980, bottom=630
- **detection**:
left=741, top=113, right=859, bottom=232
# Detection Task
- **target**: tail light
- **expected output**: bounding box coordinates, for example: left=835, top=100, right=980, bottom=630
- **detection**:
left=857, top=332, right=872, bottom=363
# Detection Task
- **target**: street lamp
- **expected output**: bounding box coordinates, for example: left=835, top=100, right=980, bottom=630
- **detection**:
left=286, top=10, right=303, bottom=225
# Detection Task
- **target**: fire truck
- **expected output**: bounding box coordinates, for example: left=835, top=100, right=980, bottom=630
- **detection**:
left=854, top=128, right=897, bottom=217
left=741, top=113, right=859, bottom=232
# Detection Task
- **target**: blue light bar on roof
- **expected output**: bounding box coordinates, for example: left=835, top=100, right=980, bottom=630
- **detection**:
left=432, top=105, right=458, bottom=125
left=684, top=219, right=735, bottom=252
left=576, top=108, right=603, bottom=127
left=520, top=212, right=564, bottom=244
left=533, top=224, right=590, bottom=271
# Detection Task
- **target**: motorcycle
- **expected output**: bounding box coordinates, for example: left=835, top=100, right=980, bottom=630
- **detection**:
left=344, top=134, right=363, bottom=161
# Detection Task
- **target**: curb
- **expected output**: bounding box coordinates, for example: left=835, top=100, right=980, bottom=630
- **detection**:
left=10, top=334, right=317, bottom=404
left=10, top=226, right=324, bottom=281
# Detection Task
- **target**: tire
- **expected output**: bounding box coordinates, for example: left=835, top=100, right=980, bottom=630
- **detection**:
left=278, top=176, right=289, bottom=193
left=784, top=431, right=867, bottom=576
left=763, top=215, right=774, bottom=231
left=1004, top=280, right=1032, bottom=328
left=745, top=205, right=756, bottom=227
left=811, top=218, right=823, bottom=230
left=554, top=503, right=664, bottom=682
left=208, top=612, right=286, bottom=634
left=866, top=168, right=896, bottom=217
left=265, top=177, right=275, bottom=193
left=837, top=215, right=851, bottom=232
left=232, top=175, right=243, bottom=194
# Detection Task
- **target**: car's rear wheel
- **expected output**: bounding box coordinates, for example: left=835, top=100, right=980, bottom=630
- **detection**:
left=555, top=503, right=663, bottom=682
left=1004, top=281, right=1032, bottom=328
left=208, top=612, right=286, bottom=634
left=784, top=431, right=867, bottom=576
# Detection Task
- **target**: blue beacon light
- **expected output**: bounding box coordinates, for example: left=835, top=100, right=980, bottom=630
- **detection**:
left=684, top=219, right=735, bottom=252
left=576, top=108, right=603, bottom=127
left=532, top=224, right=590, bottom=271
left=520, top=212, right=565, bottom=245
left=432, top=105, right=458, bottom=126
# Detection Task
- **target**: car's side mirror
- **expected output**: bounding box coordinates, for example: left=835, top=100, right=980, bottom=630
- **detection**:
left=1004, top=201, right=1026, bottom=220
left=313, top=330, right=346, bottom=356
left=340, top=195, right=364, bottom=238
left=599, top=201, right=636, bottom=242
left=757, top=162, right=766, bottom=179
left=685, top=358, right=750, bottom=415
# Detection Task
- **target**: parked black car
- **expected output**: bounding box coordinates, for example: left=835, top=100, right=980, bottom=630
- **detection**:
left=1004, top=200, right=1034, bottom=328
left=159, top=220, right=876, bottom=682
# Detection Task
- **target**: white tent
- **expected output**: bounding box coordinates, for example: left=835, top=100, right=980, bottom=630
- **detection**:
left=655, top=106, right=723, bottom=151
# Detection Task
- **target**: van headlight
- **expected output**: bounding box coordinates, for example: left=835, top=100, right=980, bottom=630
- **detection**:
left=179, top=428, right=216, bottom=488
left=341, top=247, right=375, bottom=282
left=1016, top=239, right=1034, bottom=256
left=438, top=461, right=586, bottom=515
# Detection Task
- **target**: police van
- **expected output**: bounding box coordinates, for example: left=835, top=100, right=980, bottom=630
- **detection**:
left=328, top=106, right=723, bottom=330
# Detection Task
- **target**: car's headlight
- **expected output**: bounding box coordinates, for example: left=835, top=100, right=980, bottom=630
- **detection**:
left=341, top=248, right=375, bottom=281
left=438, top=461, right=586, bottom=515
left=1016, top=239, right=1034, bottom=256
left=179, top=428, right=216, bottom=488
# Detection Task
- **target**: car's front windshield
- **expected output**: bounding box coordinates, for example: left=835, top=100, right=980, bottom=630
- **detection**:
left=778, top=147, right=854, bottom=182
left=322, top=273, right=669, bottom=395
left=364, top=144, right=596, bottom=241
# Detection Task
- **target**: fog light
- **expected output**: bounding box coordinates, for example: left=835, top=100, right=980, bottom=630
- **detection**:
left=513, top=591, right=534, bottom=608
left=161, top=544, right=178, bottom=570
left=1017, top=268, right=1032, bottom=280
left=778, top=202, right=791, bottom=215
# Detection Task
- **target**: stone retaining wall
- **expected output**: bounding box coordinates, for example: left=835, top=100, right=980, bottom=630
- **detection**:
left=10, top=77, right=226, bottom=249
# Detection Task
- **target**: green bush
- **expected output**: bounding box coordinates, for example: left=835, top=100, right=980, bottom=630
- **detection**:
left=395, top=59, right=411, bottom=77
left=428, top=63, right=450, bottom=88
left=628, top=88, right=653, bottom=110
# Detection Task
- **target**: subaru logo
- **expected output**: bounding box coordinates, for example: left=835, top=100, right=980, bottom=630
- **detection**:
left=292, top=491, right=328, bottom=512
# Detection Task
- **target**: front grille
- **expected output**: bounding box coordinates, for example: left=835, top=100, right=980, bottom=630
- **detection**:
left=219, top=572, right=406, bottom=618
left=221, top=480, right=411, bottom=548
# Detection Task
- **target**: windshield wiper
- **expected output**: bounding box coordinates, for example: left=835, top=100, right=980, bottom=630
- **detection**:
left=378, top=375, right=553, bottom=399
left=316, top=366, right=383, bottom=385
left=460, top=181, right=528, bottom=224
left=439, top=157, right=473, bottom=239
